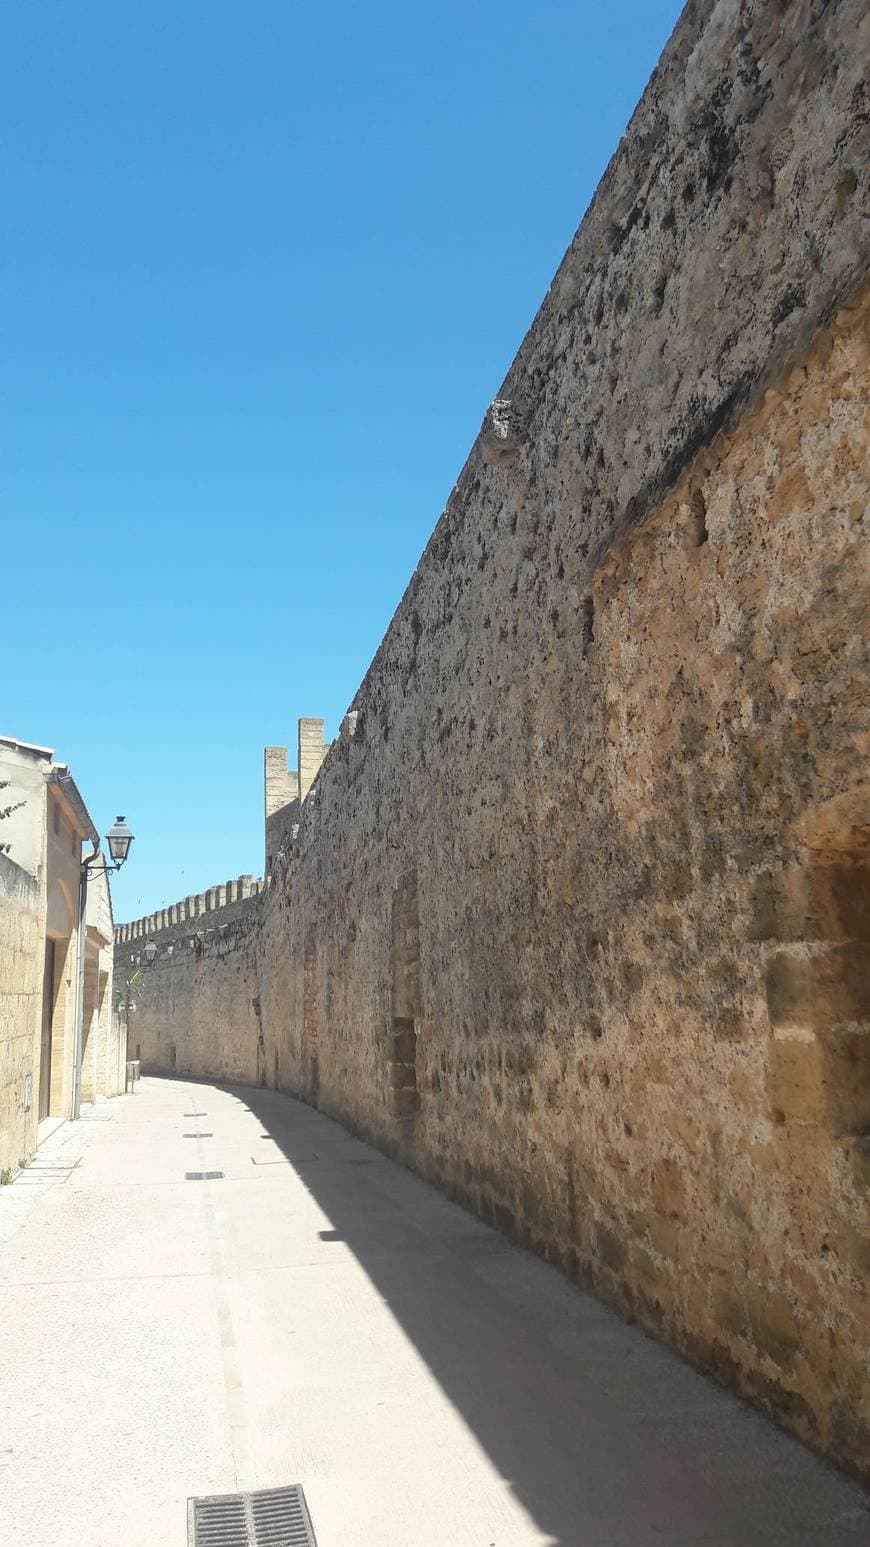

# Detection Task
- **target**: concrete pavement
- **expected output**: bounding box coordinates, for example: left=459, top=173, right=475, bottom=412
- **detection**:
left=0, top=1076, right=867, bottom=1546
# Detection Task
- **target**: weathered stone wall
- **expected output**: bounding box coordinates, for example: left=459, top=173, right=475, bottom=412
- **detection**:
left=116, top=877, right=264, bottom=1080
left=116, top=0, right=869, bottom=1477
left=0, top=853, right=41, bottom=1172
left=115, top=875, right=262, bottom=950
left=123, top=910, right=260, bottom=1087
left=254, top=296, right=869, bottom=1476
left=265, top=798, right=299, bottom=881
left=80, top=866, right=123, bottom=1103
left=264, top=722, right=328, bottom=875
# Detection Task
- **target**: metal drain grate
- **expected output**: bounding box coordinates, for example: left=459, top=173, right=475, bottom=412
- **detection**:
left=185, top=1171, right=224, bottom=1181
left=183, top=1132, right=213, bottom=1138
left=189, top=1484, right=317, bottom=1545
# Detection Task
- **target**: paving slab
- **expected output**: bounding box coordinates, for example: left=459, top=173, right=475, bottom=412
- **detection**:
left=0, top=1076, right=866, bottom=1546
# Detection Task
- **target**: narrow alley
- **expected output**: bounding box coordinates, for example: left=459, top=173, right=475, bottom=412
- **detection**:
left=0, top=1078, right=866, bottom=1546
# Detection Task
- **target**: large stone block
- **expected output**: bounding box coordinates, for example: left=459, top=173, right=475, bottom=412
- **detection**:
left=750, top=863, right=870, bottom=944
left=765, top=946, right=870, bottom=1033
left=767, top=1034, right=825, bottom=1126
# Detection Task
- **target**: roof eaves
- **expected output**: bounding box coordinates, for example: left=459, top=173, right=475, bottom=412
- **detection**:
left=47, top=766, right=100, bottom=847
left=0, top=733, right=54, bottom=759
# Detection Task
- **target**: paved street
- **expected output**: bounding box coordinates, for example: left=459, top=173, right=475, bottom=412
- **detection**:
left=0, top=1078, right=867, bottom=1547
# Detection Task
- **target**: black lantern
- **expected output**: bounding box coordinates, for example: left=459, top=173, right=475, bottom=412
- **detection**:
left=143, top=940, right=157, bottom=963
left=106, top=815, right=134, bottom=866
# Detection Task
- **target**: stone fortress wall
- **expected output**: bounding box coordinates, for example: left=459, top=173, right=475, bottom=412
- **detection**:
left=116, top=877, right=265, bottom=1081
left=117, top=719, right=330, bottom=948
left=116, top=722, right=332, bottom=1081
left=116, top=875, right=262, bottom=946
left=265, top=718, right=328, bottom=878
left=116, top=0, right=870, bottom=1479
left=118, top=907, right=262, bottom=1085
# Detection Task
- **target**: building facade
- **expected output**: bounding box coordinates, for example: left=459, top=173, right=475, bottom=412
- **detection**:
left=0, top=734, right=123, bottom=1174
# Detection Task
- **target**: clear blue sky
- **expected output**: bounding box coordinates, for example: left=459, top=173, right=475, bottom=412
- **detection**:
left=2, top=0, right=683, bottom=921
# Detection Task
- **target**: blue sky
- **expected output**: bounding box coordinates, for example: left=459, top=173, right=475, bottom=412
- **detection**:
left=2, top=0, right=684, bottom=920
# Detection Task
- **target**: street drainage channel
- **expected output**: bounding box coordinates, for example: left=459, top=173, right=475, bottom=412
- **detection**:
left=189, top=1484, right=317, bottom=1546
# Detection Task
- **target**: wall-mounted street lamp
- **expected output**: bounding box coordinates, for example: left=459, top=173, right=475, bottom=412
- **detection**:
left=105, top=815, right=134, bottom=867
left=143, top=940, right=157, bottom=963
left=72, top=814, right=136, bottom=1119
left=93, top=815, right=135, bottom=873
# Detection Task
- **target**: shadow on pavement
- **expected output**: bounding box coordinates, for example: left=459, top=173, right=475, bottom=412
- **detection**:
left=187, top=1077, right=870, bottom=1547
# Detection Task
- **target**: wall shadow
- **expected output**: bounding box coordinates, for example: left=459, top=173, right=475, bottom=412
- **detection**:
left=185, top=1076, right=867, bottom=1547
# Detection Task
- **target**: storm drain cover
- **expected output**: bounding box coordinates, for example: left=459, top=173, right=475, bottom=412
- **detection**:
left=185, top=1171, right=224, bottom=1181
left=183, top=1132, right=213, bottom=1138
left=188, top=1484, right=317, bottom=1545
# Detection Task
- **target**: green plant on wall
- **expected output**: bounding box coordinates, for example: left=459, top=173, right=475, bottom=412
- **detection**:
left=0, top=782, right=24, bottom=855
left=113, top=965, right=143, bottom=1017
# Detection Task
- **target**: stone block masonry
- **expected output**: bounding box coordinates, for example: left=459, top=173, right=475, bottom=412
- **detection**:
left=0, top=854, right=40, bottom=1173
left=121, top=910, right=262, bottom=1085
left=116, top=0, right=870, bottom=1481
left=115, top=874, right=262, bottom=949
left=115, top=722, right=330, bottom=1077
left=264, top=719, right=328, bottom=876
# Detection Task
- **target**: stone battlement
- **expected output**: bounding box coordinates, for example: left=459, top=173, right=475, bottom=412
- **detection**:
left=114, top=875, right=262, bottom=945
left=118, top=715, right=330, bottom=944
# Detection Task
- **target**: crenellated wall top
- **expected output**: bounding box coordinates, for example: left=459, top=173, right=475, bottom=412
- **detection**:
left=114, top=874, right=263, bottom=945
